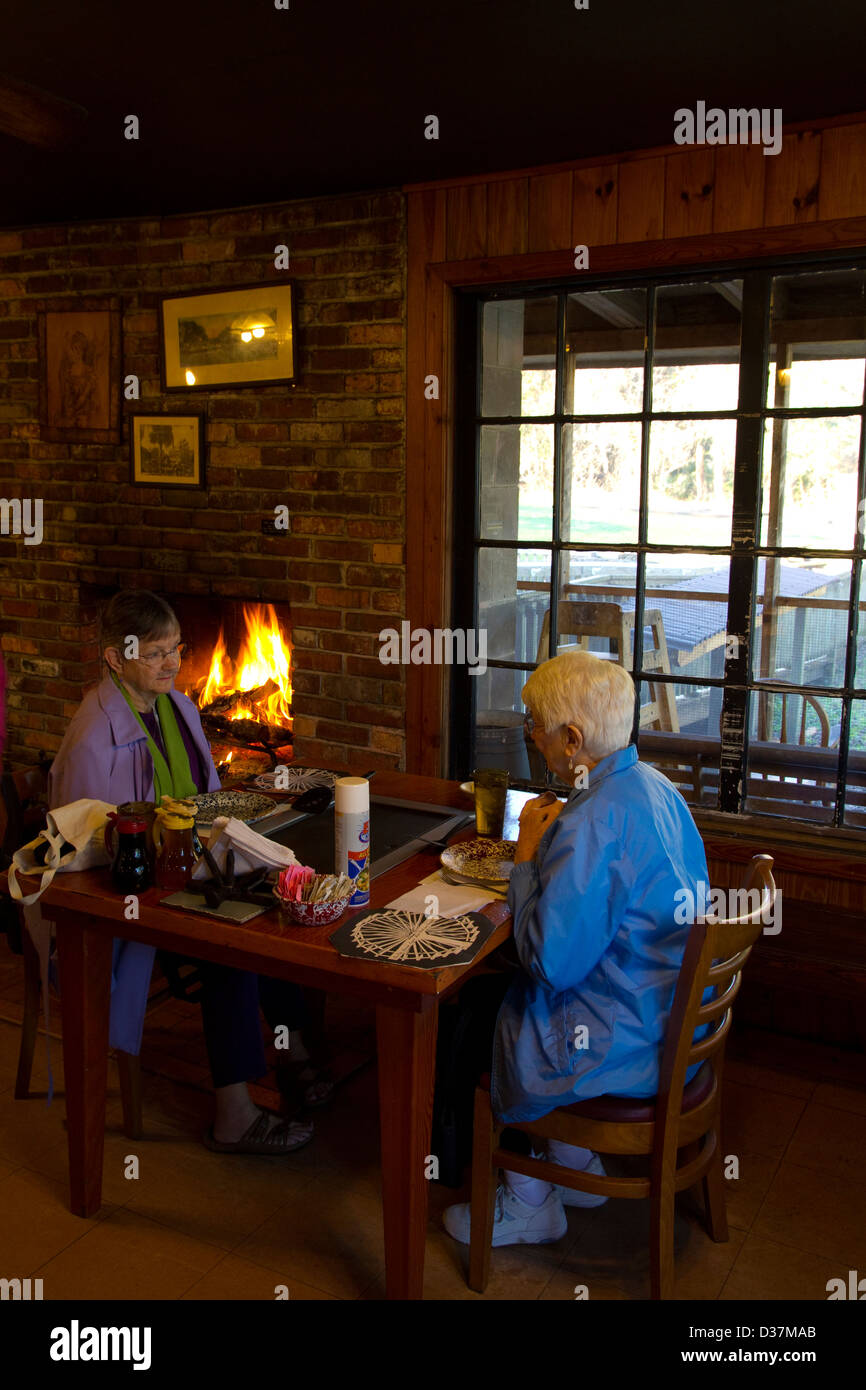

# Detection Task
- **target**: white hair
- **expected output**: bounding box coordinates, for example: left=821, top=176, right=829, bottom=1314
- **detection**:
left=522, top=650, right=635, bottom=761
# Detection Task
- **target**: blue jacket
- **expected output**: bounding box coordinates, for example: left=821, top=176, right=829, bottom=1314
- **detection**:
left=491, top=744, right=709, bottom=1123
left=48, top=674, right=220, bottom=1055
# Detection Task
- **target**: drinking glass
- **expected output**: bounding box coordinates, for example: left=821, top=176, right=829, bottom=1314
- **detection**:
left=473, top=767, right=509, bottom=838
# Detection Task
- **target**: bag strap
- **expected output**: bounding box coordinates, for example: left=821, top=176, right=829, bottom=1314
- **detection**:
left=8, top=860, right=58, bottom=905
left=7, top=822, right=66, bottom=905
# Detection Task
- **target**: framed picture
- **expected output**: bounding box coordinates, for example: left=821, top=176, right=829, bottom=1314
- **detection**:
left=38, top=300, right=121, bottom=442
left=129, top=412, right=206, bottom=489
left=159, top=280, right=297, bottom=391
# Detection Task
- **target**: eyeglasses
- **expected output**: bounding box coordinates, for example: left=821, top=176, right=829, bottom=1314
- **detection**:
left=137, top=642, right=186, bottom=666
left=523, top=712, right=538, bottom=736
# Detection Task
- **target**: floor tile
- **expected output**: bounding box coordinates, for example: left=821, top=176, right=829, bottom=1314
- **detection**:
left=125, top=1140, right=315, bottom=1250
left=0, top=1168, right=114, bottom=1276
left=719, top=1233, right=846, bottom=1300
left=181, top=1253, right=338, bottom=1300
left=234, top=1176, right=385, bottom=1299
left=552, top=1195, right=746, bottom=1300
left=721, top=1081, right=807, bottom=1161
left=0, top=1088, right=69, bottom=1170
left=35, top=1207, right=226, bottom=1300
left=753, top=1161, right=866, bottom=1269
left=722, top=1148, right=782, bottom=1232
left=810, top=1082, right=866, bottom=1117
left=724, top=1058, right=815, bottom=1100
left=786, top=1101, right=866, bottom=1180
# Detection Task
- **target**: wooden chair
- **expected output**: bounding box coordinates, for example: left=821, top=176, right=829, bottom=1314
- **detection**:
left=754, top=679, right=834, bottom=748
left=1, top=765, right=144, bottom=1138
left=533, top=600, right=679, bottom=732
left=467, top=853, right=777, bottom=1299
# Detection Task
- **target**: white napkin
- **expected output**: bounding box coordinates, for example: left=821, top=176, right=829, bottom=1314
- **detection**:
left=192, top=816, right=299, bottom=880
left=385, top=872, right=497, bottom=916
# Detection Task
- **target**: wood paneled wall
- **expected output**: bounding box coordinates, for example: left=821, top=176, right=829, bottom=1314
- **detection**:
left=403, top=115, right=866, bottom=1052
left=404, top=112, right=866, bottom=779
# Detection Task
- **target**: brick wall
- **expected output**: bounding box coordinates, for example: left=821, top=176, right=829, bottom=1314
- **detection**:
left=0, top=191, right=407, bottom=771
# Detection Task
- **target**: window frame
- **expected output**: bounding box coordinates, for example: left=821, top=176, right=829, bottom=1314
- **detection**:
left=451, top=252, right=866, bottom=833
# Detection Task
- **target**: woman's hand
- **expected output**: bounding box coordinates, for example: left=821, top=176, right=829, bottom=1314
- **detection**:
left=513, top=793, right=564, bottom=864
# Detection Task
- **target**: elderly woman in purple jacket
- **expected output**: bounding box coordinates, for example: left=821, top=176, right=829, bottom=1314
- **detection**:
left=50, top=589, right=320, bottom=1155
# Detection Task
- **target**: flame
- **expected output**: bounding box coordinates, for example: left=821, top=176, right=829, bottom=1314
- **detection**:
left=197, top=604, right=292, bottom=728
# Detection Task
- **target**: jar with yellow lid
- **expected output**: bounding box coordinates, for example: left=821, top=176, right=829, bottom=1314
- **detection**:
left=153, top=799, right=199, bottom=891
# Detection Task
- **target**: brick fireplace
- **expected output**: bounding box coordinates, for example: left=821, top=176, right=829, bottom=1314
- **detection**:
left=0, top=190, right=408, bottom=773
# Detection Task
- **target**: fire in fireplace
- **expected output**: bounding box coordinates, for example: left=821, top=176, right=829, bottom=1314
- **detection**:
left=182, top=603, right=293, bottom=768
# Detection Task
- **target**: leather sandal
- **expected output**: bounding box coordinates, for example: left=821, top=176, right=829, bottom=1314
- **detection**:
left=277, top=1059, right=336, bottom=1109
left=202, top=1108, right=314, bottom=1155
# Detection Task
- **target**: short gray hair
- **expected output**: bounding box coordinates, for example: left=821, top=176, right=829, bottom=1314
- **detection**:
left=522, top=650, right=635, bottom=761
left=101, top=589, right=179, bottom=655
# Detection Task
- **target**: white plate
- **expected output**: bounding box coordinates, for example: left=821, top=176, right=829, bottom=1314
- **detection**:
left=252, top=767, right=337, bottom=793
left=440, top=838, right=517, bottom=884
left=192, top=790, right=276, bottom=827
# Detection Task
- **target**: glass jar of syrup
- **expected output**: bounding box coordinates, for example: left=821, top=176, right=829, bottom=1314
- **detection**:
left=108, top=816, right=152, bottom=894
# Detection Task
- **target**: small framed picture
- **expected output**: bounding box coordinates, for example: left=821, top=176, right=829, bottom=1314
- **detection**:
left=159, top=280, right=297, bottom=391
left=129, top=412, right=206, bottom=488
left=38, top=300, right=121, bottom=442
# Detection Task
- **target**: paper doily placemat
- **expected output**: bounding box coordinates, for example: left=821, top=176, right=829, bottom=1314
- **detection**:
left=329, top=908, right=496, bottom=969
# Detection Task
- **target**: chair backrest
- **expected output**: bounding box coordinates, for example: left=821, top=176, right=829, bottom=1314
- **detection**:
left=653, top=854, right=777, bottom=1165
left=0, top=763, right=50, bottom=861
left=755, top=679, right=832, bottom=748
left=534, top=600, right=679, bottom=732
left=534, top=600, right=627, bottom=667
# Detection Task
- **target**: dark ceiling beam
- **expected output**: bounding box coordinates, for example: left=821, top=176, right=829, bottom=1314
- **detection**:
left=0, top=73, right=88, bottom=150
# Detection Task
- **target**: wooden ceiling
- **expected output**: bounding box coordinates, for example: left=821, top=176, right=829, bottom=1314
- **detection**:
left=1, top=0, right=863, bottom=227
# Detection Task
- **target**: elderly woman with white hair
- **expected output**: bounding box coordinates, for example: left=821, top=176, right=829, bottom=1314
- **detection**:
left=444, top=649, right=709, bottom=1247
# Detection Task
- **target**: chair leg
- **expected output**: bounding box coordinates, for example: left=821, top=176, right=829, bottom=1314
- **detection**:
left=649, top=1190, right=676, bottom=1301
left=468, top=1087, right=498, bottom=1294
left=701, top=1132, right=729, bottom=1242
left=14, top=928, right=41, bottom=1099
left=117, top=1051, right=143, bottom=1140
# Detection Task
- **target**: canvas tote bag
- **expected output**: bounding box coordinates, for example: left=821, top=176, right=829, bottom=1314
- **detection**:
left=7, top=798, right=116, bottom=906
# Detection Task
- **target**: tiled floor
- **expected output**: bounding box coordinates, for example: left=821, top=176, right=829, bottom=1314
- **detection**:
left=0, top=936, right=864, bottom=1300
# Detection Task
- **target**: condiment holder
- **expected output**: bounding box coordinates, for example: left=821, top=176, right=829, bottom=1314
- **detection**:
left=273, top=865, right=354, bottom=927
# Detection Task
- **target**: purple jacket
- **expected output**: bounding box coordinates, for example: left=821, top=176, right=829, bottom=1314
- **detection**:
left=48, top=674, right=220, bottom=1054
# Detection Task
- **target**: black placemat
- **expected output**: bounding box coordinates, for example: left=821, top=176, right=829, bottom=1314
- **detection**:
left=329, top=908, right=496, bottom=969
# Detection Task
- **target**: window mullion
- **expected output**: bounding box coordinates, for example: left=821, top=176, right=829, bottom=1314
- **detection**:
left=718, top=271, right=769, bottom=814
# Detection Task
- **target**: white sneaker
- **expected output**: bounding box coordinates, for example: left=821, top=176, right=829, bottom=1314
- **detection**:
left=443, top=1184, right=568, bottom=1246
left=544, top=1150, right=609, bottom=1208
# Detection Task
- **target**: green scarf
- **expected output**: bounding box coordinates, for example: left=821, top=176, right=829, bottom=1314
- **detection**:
left=111, top=672, right=197, bottom=802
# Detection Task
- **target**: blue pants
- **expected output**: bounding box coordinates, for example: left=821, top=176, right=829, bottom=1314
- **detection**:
left=196, top=963, right=307, bottom=1089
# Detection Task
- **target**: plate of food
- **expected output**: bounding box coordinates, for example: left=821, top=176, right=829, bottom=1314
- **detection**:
left=191, top=789, right=277, bottom=827
left=252, top=767, right=337, bottom=793
left=440, top=838, right=517, bottom=885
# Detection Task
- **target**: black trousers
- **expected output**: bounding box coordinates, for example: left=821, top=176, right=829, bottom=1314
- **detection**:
left=158, top=950, right=308, bottom=1089
left=431, top=969, right=530, bottom=1187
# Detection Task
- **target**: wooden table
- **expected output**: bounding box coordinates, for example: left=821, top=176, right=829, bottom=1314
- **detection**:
left=3, top=771, right=529, bottom=1300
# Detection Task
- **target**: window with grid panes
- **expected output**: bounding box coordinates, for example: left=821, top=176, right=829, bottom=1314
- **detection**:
left=450, top=262, right=866, bottom=831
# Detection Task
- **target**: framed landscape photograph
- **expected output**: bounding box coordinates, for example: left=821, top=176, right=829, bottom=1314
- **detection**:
left=129, top=412, right=206, bottom=488
left=38, top=300, right=121, bottom=442
left=159, top=281, right=296, bottom=391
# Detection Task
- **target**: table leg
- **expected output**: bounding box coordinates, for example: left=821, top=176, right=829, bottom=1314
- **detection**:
left=56, top=912, right=113, bottom=1217
left=375, top=997, right=438, bottom=1300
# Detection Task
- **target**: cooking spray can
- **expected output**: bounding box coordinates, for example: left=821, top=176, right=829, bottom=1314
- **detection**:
left=334, top=776, right=370, bottom=907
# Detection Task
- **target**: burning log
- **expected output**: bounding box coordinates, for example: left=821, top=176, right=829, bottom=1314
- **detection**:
left=202, top=713, right=292, bottom=745
left=201, top=678, right=279, bottom=717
